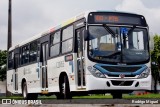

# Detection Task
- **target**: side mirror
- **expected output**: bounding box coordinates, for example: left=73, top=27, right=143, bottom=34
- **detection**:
left=151, top=62, right=158, bottom=66
left=151, top=62, right=156, bottom=65
left=84, top=30, right=88, bottom=41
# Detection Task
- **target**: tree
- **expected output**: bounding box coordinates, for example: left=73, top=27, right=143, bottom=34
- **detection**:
left=0, top=50, right=7, bottom=81
left=151, top=34, right=160, bottom=92
left=151, top=34, right=160, bottom=62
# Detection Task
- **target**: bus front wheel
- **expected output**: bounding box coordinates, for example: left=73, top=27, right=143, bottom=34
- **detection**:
left=111, top=92, right=122, bottom=99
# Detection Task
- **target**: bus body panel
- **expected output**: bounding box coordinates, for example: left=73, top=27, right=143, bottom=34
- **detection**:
left=47, top=53, right=77, bottom=92
left=17, top=63, right=41, bottom=93
left=7, top=69, right=14, bottom=93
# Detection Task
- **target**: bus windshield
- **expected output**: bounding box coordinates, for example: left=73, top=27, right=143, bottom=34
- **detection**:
left=88, top=25, right=149, bottom=64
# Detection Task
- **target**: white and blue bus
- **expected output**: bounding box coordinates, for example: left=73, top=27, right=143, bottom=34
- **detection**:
left=7, top=10, right=151, bottom=99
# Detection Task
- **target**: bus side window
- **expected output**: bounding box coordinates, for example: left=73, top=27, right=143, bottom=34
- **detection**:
left=21, top=45, right=29, bottom=65
left=29, top=41, right=38, bottom=62
left=62, top=25, right=73, bottom=54
left=50, top=31, right=60, bottom=57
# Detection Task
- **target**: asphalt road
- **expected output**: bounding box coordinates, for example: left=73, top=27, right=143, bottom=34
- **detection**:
left=0, top=104, right=160, bottom=107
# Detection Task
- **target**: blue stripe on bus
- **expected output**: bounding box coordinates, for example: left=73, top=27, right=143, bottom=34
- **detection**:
left=69, top=61, right=74, bottom=73
left=94, top=64, right=147, bottom=76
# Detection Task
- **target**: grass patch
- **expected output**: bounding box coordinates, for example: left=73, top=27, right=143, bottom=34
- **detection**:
left=73, top=94, right=112, bottom=99
left=123, top=93, right=160, bottom=99
left=38, top=95, right=56, bottom=100
left=73, top=93, right=160, bottom=99
left=0, top=93, right=160, bottom=99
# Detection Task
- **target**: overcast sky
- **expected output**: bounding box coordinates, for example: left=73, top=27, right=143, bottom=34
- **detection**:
left=0, top=0, right=160, bottom=50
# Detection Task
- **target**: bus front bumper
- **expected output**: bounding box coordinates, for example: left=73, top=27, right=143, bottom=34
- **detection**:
left=86, top=74, right=152, bottom=91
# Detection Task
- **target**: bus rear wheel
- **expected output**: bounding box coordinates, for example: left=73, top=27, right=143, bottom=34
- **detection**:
left=22, top=82, right=38, bottom=100
left=59, top=75, right=72, bottom=99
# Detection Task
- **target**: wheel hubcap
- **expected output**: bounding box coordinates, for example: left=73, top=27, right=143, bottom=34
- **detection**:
left=62, top=82, right=66, bottom=94
left=23, top=86, right=27, bottom=98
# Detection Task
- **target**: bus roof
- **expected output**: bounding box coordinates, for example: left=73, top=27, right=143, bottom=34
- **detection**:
left=9, top=10, right=145, bottom=51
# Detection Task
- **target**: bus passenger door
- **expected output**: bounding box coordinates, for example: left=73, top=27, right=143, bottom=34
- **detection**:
left=40, top=42, right=48, bottom=92
left=76, top=28, right=86, bottom=89
left=13, top=53, right=19, bottom=93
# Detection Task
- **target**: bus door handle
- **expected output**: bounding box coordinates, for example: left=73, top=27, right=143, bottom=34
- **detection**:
left=41, top=65, right=47, bottom=68
left=77, top=56, right=84, bottom=60
left=41, top=66, right=45, bottom=68
left=77, top=58, right=80, bottom=60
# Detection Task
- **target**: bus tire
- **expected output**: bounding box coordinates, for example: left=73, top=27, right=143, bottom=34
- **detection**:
left=22, top=82, right=38, bottom=100
left=111, top=92, right=122, bottom=99
left=55, top=93, right=62, bottom=99
left=59, top=75, right=72, bottom=99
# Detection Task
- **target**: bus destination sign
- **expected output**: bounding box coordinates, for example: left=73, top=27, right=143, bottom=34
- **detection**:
left=88, top=12, right=147, bottom=26
left=95, top=15, right=119, bottom=23
left=94, top=15, right=142, bottom=25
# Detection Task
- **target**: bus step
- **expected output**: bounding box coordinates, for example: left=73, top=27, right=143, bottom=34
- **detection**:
left=41, top=90, right=49, bottom=94
left=77, top=87, right=86, bottom=90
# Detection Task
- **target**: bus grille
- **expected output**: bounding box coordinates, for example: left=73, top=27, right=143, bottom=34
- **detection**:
left=101, top=66, right=141, bottom=72
left=107, top=74, right=136, bottom=77
left=111, top=80, right=133, bottom=86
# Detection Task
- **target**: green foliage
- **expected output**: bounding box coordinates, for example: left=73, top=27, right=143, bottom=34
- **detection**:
left=73, top=94, right=160, bottom=99
left=0, top=65, right=6, bottom=81
left=151, top=34, right=160, bottom=61
left=0, top=50, right=7, bottom=66
left=0, top=50, right=7, bottom=81
left=151, top=34, right=160, bottom=79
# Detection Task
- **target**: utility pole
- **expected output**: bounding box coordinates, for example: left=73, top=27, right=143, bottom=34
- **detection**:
left=8, top=0, right=12, bottom=50
left=6, top=0, right=12, bottom=97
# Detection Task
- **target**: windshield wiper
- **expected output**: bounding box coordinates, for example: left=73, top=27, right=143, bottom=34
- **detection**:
left=128, top=26, right=136, bottom=36
left=103, top=51, right=121, bottom=58
left=103, top=24, right=116, bottom=38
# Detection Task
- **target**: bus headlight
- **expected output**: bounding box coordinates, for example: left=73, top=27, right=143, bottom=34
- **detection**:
left=138, top=68, right=150, bottom=79
left=88, top=66, right=106, bottom=78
